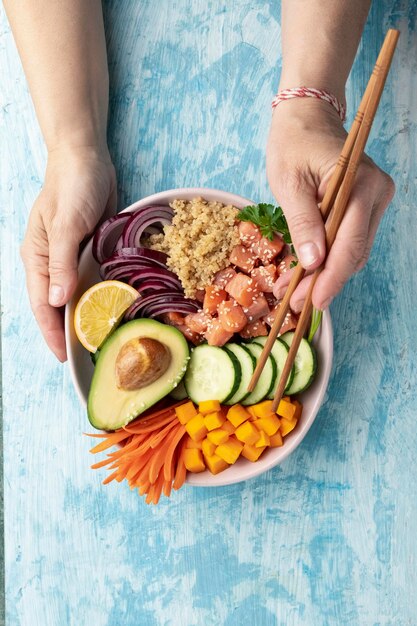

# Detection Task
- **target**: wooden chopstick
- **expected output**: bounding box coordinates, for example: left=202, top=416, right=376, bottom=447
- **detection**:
left=248, top=29, right=399, bottom=395
left=270, top=29, right=400, bottom=412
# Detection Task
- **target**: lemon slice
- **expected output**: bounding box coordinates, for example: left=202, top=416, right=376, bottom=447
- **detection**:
left=74, top=280, right=139, bottom=352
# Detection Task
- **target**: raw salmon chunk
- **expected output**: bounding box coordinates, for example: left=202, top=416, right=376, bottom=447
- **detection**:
left=238, top=221, right=262, bottom=246
left=243, top=294, right=270, bottom=323
left=204, top=318, right=234, bottom=346
left=263, top=303, right=298, bottom=334
left=203, top=285, right=228, bottom=315
left=213, top=267, right=237, bottom=288
left=229, top=244, right=257, bottom=273
left=240, top=320, right=268, bottom=338
left=250, top=264, right=276, bottom=292
left=218, top=300, right=247, bottom=332
left=184, top=310, right=211, bottom=334
left=253, top=234, right=285, bottom=264
left=276, top=253, right=297, bottom=275
left=225, top=273, right=259, bottom=307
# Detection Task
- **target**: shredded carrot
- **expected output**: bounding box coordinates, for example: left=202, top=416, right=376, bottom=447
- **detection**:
left=173, top=438, right=188, bottom=491
left=89, top=430, right=131, bottom=454
left=163, top=427, right=186, bottom=481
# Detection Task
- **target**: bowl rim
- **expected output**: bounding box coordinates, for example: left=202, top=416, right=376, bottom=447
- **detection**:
left=65, top=186, right=333, bottom=487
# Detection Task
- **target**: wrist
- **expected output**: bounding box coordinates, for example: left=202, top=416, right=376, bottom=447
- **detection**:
left=278, top=72, right=346, bottom=108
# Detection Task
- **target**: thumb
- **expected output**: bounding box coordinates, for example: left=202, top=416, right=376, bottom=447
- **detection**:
left=274, top=176, right=326, bottom=270
left=48, top=232, right=79, bottom=307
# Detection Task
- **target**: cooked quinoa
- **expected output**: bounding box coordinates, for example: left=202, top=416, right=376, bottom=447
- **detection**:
left=148, top=196, right=240, bottom=298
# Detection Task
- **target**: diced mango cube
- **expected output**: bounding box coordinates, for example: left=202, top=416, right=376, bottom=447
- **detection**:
left=246, top=406, right=258, bottom=421
left=185, top=436, right=202, bottom=449
left=216, top=438, right=244, bottom=464
left=255, top=430, right=270, bottom=447
left=203, top=411, right=226, bottom=431
left=202, top=438, right=216, bottom=457
left=280, top=418, right=297, bottom=437
left=250, top=400, right=274, bottom=418
left=222, top=420, right=236, bottom=434
left=227, top=404, right=250, bottom=428
left=293, top=400, right=303, bottom=420
left=235, top=421, right=260, bottom=445
left=254, top=415, right=281, bottom=436
left=175, top=401, right=198, bottom=424
left=241, top=443, right=266, bottom=462
left=183, top=448, right=206, bottom=473
left=198, top=400, right=221, bottom=415
left=207, top=428, right=230, bottom=446
left=269, top=431, right=283, bottom=447
left=276, top=398, right=297, bottom=420
left=204, top=454, right=229, bottom=475
left=185, top=414, right=208, bottom=441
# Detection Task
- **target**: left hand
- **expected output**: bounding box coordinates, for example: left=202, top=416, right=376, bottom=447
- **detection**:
left=266, top=98, right=395, bottom=311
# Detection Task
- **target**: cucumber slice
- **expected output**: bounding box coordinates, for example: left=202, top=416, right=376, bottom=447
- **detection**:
left=184, top=344, right=241, bottom=404
left=279, top=331, right=317, bottom=395
left=224, top=343, right=256, bottom=405
left=170, top=379, right=188, bottom=401
left=251, top=336, right=295, bottom=395
left=241, top=343, right=277, bottom=406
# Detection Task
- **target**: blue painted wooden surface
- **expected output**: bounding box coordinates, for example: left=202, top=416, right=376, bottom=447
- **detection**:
left=1, top=2, right=417, bottom=625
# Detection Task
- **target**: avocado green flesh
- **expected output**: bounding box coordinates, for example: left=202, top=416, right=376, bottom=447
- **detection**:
left=87, top=319, right=189, bottom=431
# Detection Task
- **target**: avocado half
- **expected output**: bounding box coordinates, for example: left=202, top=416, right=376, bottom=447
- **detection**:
left=87, top=319, right=189, bottom=431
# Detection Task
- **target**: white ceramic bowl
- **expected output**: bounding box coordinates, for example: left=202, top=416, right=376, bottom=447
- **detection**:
left=65, top=187, right=333, bottom=486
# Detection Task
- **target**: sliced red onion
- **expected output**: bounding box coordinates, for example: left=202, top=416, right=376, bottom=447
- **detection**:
left=127, top=268, right=182, bottom=290
left=124, top=291, right=199, bottom=320
left=111, top=247, right=168, bottom=264
left=92, top=213, right=132, bottom=263
left=122, top=206, right=173, bottom=248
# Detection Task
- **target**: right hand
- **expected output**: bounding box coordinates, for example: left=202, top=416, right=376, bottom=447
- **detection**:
left=20, top=145, right=117, bottom=362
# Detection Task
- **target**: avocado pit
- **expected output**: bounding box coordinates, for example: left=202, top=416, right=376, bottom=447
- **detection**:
left=115, top=337, right=171, bottom=391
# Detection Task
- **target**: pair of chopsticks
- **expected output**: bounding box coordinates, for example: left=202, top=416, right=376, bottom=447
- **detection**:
left=248, top=28, right=400, bottom=412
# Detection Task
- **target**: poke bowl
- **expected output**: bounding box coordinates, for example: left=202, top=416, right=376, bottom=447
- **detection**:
left=65, top=187, right=333, bottom=492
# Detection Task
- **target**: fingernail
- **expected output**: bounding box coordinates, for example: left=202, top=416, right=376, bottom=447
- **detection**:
left=49, top=284, right=64, bottom=306
left=298, top=242, right=320, bottom=268
left=320, top=297, right=333, bottom=310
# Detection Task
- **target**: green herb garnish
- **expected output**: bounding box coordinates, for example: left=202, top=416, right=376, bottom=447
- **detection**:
left=238, top=203, right=292, bottom=243
left=308, top=307, right=323, bottom=343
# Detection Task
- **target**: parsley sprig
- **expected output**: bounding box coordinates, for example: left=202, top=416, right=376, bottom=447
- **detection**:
left=237, top=203, right=292, bottom=244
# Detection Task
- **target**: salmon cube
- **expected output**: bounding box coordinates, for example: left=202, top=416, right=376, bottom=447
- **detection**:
left=204, top=318, right=234, bottom=346
left=263, top=304, right=298, bottom=334
left=238, top=221, right=262, bottom=246
left=243, top=294, right=270, bottom=323
left=229, top=245, right=257, bottom=273
left=225, top=273, right=259, bottom=307
left=194, top=289, right=206, bottom=303
left=253, top=234, right=285, bottom=264
left=203, top=285, right=228, bottom=315
left=239, top=320, right=268, bottom=339
left=213, top=267, right=237, bottom=288
left=276, top=253, right=297, bottom=275
left=184, top=310, right=211, bottom=334
left=250, top=265, right=276, bottom=293
left=218, top=300, right=247, bottom=332
left=161, top=313, right=203, bottom=345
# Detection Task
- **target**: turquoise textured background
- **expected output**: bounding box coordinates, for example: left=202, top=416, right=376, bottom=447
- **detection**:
left=1, top=2, right=417, bottom=625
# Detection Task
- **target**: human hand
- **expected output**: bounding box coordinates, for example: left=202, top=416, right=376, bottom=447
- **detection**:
left=267, top=99, right=395, bottom=312
left=20, top=146, right=117, bottom=362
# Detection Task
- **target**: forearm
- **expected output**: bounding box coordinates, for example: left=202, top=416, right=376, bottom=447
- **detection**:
left=4, top=0, right=109, bottom=152
left=280, top=0, right=371, bottom=103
